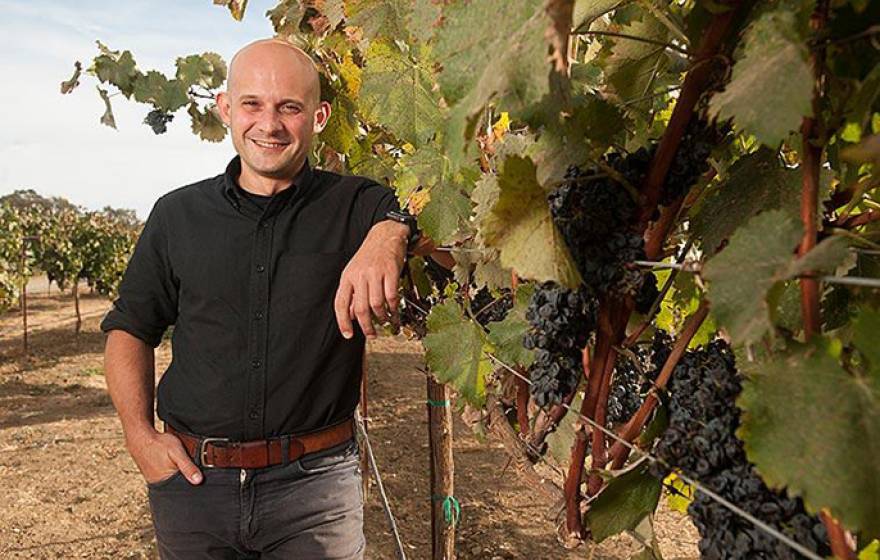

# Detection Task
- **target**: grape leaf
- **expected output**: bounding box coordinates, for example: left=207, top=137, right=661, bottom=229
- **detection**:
left=487, top=284, right=535, bottom=368
left=691, top=148, right=803, bottom=255
left=266, top=0, right=305, bottom=35
left=585, top=464, right=662, bottom=543
left=703, top=210, right=850, bottom=345
left=572, top=0, right=623, bottom=31
left=359, top=39, right=443, bottom=148
left=846, top=64, right=880, bottom=130
left=133, top=71, right=189, bottom=112
left=345, top=0, right=411, bottom=46
left=214, top=0, right=248, bottom=21
left=738, top=342, right=880, bottom=539
left=187, top=103, right=226, bottom=142
left=480, top=155, right=583, bottom=289
left=600, top=12, right=670, bottom=107
left=90, top=42, right=141, bottom=97
left=175, top=52, right=226, bottom=90
left=408, top=0, right=443, bottom=45
left=709, top=10, right=812, bottom=147
left=433, top=0, right=545, bottom=106
left=423, top=300, right=495, bottom=406
left=321, top=94, right=359, bottom=154
left=853, top=308, right=880, bottom=381
left=417, top=175, right=474, bottom=245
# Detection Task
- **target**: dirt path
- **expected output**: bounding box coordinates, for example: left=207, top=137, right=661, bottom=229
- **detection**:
left=0, top=281, right=698, bottom=559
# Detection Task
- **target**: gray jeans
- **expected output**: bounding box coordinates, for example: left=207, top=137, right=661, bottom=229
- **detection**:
left=146, top=437, right=365, bottom=559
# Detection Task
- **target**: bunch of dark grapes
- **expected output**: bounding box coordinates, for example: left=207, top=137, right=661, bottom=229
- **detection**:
left=660, top=118, right=727, bottom=207
left=469, top=286, right=513, bottom=326
left=144, top=109, right=174, bottom=134
left=523, top=282, right=597, bottom=407
left=549, top=150, right=653, bottom=297
left=607, top=329, right=672, bottom=425
left=634, top=272, right=659, bottom=314
left=652, top=340, right=830, bottom=559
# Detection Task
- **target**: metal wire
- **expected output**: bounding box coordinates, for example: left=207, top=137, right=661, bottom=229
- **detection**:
left=484, top=353, right=825, bottom=560
left=354, top=408, right=408, bottom=560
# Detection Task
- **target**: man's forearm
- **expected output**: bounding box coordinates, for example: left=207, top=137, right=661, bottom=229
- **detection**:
left=104, top=330, right=159, bottom=444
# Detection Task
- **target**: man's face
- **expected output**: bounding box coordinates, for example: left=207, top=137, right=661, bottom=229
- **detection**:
left=217, top=43, right=330, bottom=181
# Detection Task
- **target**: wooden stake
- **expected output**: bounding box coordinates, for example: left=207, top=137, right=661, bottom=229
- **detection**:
left=427, top=375, right=455, bottom=560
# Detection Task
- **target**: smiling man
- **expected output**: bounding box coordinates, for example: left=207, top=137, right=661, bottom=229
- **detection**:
left=100, top=38, right=427, bottom=559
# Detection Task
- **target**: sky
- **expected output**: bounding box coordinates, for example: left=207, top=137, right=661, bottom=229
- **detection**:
left=0, top=0, right=281, bottom=220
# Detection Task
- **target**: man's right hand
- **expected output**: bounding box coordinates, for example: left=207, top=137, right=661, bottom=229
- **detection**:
left=126, top=429, right=203, bottom=486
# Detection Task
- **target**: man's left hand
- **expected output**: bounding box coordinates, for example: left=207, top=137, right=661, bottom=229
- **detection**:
left=334, top=220, right=409, bottom=340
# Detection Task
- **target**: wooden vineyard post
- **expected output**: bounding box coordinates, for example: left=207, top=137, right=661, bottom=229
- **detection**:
left=427, top=375, right=456, bottom=560
left=359, top=348, right=371, bottom=499
left=74, top=276, right=82, bottom=334
left=20, top=240, right=28, bottom=356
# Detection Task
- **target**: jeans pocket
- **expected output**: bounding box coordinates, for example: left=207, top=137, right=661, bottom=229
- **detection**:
left=146, top=469, right=185, bottom=490
left=298, top=438, right=359, bottom=475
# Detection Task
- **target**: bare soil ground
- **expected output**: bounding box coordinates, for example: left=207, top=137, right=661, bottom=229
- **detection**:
left=0, top=278, right=699, bottom=559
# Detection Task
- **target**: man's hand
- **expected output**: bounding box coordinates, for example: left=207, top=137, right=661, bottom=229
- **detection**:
left=334, top=220, right=409, bottom=339
left=126, top=428, right=203, bottom=486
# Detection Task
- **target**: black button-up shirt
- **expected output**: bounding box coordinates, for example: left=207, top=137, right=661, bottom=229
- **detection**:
left=100, top=156, right=399, bottom=440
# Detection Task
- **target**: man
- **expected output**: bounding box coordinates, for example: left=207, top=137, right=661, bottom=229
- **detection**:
left=101, top=38, right=437, bottom=558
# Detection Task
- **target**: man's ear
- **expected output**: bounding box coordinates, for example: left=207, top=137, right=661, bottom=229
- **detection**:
left=312, top=100, right=332, bottom=134
left=216, top=91, right=231, bottom=125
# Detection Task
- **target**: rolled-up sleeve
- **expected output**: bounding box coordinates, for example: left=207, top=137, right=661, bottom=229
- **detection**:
left=100, top=196, right=178, bottom=348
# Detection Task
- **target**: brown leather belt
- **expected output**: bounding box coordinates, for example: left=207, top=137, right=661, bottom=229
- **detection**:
left=165, top=418, right=355, bottom=469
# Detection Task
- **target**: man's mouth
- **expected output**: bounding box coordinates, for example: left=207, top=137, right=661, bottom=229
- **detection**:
left=250, top=138, right=290, bottom=150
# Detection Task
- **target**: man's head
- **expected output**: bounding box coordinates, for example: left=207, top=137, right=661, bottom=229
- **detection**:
left=217, top=39, right=331, bottom=182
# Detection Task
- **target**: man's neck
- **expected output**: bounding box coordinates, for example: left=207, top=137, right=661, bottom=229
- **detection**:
left=238, top=158, right=305, bottom=196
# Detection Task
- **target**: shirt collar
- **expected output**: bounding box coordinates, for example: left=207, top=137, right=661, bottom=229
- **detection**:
left=222, top=155, right=314, bottom=210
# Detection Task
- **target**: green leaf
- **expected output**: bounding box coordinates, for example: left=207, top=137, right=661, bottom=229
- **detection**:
left=738, top=342, right=880, bottom=538
left=853, top=308, right=880, bottom=380
left=433, top=0, right=546, bottom=106
left=175, top=52, right=227, bottom=90
left=601, top=12, right=670, bottom=107
left=187, top=103, right=226, bottom=142
left=859, top=540, right=880, bottom=560
left=703, top=211, right=801, bottom=344
left=96, top=87, right=116, bottom=129
left=691, top=148, right=802, bottom=255
left=663, top=473, right=694, bottom=514
left=418, top=175, right=473, bottom=245
left=573, top=0, right=623, bottom=31
left=546, top=392, right=584, bottom=466
left=345, top=0, right=411, bottom=46
left=709, top=10, right=812, bottom=147
left=585, top=464, right=662, bottom=543
left=90, top=42, right=141, bottom=97
left=408, top=0, right=443, bottom=44
left=487, top=284, right=536, bottom=368
left=266, top=0, right=305, bottom=35
left=133, top=71, right=190, bottom=112
left=321, top=94, right=359, bottom=154
left=423, top=300, right=494, bottom=406
left=480, top=155, right=583, bottom=289
left=359, top=39, right=443, bottom=148
left=846, top=64, right=880, bottom=130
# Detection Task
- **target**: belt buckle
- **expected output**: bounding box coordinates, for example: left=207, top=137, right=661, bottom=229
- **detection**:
left=199, top=437, right=230, bottom=468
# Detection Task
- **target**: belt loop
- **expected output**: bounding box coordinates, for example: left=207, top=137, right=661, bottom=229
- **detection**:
left=281, top=436, right=290, bottom=467
left=194, top=437, right=204, bottom=468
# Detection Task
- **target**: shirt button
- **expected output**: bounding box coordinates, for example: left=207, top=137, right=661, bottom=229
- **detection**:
left=251, top=358, right=261, bottom=368
left=249, top=409, right=259, bottom=420
left=260, top=222, right=269, bottom=229
left=256, top=264, right=265, bottom=273
left=254, top=311, right=263, bottom=320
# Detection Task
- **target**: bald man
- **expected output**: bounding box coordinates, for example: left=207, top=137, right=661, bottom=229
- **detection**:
left=101, top=38, right=432, bottom=559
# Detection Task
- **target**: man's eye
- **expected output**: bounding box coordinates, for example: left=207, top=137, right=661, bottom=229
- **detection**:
left=283, top=105, right=300, bottom=113
left=243, top=101, right=258, bottom=107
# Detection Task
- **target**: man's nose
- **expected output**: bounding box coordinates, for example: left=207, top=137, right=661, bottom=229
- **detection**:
left=257, top=107, right=284, bottom=134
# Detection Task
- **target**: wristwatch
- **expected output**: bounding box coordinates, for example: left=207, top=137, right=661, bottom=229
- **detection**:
left=384, top=209, right=421, bottom=254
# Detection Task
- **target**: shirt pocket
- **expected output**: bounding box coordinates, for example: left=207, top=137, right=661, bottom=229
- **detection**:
left=275, top=251, right=348, bottom=311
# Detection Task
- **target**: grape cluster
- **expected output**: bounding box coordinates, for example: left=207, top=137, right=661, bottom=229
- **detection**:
left=144, top=109, right=174, bottom=134
left=660, top=118, right=725, bottom=206
left=607, top=329, right=672, bottom=425
left=549, top=150, right=653, bottom=297
left=634, top=272, right=659, bottom=315
left=469, top=286, right=513, bottom=326
left=653, top=340, right=830, bottom=559
left=523, top=282, right=597, bottom=407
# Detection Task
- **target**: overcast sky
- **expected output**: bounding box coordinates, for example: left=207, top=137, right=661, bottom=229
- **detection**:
left=0, top=0, right=281, bottom=220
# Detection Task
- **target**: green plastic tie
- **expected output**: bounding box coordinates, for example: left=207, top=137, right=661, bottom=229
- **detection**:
left=426, top=399, right=450, bottom=407
left=432, top=494, right=461, bottom=526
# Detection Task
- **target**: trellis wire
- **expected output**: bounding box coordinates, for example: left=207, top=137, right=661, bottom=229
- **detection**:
left=634, top=259, right=880, bottom=288
left=354, top=408, right=408, bottom=560
left=483, top=353, right=826, bottom=560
